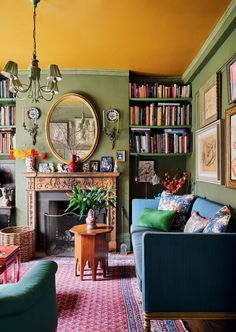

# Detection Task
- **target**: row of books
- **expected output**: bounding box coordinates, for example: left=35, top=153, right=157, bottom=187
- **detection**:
left=0, top=130, right=16, bottom=153
left=129, top=82, right=191, bottom=99
left=130, top=129, right=192, bottom=154
left=0, top=106, right=16, bottom=126
left=0, top=79, right=15, bottom=98
left=130, top=103, right=191, bottom=126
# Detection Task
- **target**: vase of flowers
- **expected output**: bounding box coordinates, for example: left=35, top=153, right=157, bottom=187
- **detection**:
left=65, top=185, right=116, bottom=229
left=160, top=170, right=188, bottom=194
left=9, top=148, right=47, bottom=172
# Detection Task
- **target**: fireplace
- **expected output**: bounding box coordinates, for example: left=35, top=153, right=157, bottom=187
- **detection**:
left=23, top=172, right=119, bottom=252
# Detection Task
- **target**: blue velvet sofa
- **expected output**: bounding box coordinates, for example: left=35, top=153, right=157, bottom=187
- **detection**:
left=131, top=197, right=236, bottom=332
left=0, top=260, right=58, bottom=332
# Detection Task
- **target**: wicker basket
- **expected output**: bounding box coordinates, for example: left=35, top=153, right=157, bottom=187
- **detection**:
left=0, top=226, right=35, bottom=262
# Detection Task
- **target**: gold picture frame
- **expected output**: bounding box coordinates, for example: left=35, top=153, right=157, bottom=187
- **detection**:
left=225, top=104, right=236, bottom=188
left=199, top=73, right=221, bottom=128
left=116, top=150, right=126, bottom=162
left=196, top=119, right=223, bottom=184
left=226, top=53, right=236, bottom=104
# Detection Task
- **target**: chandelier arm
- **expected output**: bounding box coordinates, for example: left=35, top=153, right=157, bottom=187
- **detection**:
left=13, top=80, right=33, bottom=94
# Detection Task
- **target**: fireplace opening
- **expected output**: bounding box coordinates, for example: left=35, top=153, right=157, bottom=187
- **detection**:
left=40, top=199, right=106, bottom=256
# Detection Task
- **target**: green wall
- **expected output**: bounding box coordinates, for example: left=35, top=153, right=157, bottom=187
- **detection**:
left=15, top=69, right=130, bottom=249
left=187, top=25, right=236, bottom=206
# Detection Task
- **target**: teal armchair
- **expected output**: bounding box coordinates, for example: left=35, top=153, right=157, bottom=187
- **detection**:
left=0, top=260, right=58, bottom=332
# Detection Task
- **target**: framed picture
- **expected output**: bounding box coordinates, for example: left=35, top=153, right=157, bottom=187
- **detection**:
left=196, top=119, right=223, bottom=184
left=226, top=53, right=236, bottom=104
left=38, top=163, right=54, bottom=173
left=116, top=150, right=126, bottom=162
left=90, top=160, right=100, bottom=172
left=225, top=105, right=236, bottom=188
left=100, top=156, right=113, bottom=172
left=199, top=73, right=221, bottom=128
left=138, top=161, right=155, bottom=182
left=50, top=122, right=68, bottom=146
left=82, top=162, right=90, bottom=172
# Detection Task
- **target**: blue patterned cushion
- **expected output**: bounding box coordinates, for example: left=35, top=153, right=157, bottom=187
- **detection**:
left=158, top=191, right=195, bottom=230
left=203, top=206, right=231, bottom=233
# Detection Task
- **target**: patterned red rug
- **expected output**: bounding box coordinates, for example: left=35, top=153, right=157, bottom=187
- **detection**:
left=20, top=254, right=187, bottom=332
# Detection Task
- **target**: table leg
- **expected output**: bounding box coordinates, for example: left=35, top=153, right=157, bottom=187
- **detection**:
left=90, top=259, right=98, bottom=281
left=79, top=257, right=86, bottom=281
left=16, top=254, right=20, bottom=282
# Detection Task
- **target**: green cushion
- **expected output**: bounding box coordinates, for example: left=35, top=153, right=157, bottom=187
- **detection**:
left=136, top=208, right=176, bottom=231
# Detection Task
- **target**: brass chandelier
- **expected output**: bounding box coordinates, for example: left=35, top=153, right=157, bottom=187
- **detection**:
left=1, top=0, right=62, bottom=103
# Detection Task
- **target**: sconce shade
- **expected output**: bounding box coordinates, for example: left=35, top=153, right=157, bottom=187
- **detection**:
left=48, top=64, right=62, bottom=81
left=1, top=61, right=18, bottom=79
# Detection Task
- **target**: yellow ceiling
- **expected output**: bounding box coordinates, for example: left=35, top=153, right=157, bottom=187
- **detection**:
left=0, top=0, right=231, bottom=76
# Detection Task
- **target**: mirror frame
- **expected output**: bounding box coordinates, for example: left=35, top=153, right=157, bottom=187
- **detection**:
left=45, top=93, right=100, bottom=163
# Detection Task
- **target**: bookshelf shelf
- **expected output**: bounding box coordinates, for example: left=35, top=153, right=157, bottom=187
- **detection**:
left=130, top=125, right=192, bottom=129
left=130, top=98, right=192, bottom=102
left=0, top=98, right=16, bottom=106
left=130, top=152, right=191, bottom=156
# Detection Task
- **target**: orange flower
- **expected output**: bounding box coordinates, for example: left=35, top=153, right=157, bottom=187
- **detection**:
left=9, top=148, right=47, bottom=160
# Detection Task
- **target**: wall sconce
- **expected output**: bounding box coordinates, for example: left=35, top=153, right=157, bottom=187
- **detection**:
left=102, top=109, right=120, bottom=149
left=22, top=107, right=41, bottom=145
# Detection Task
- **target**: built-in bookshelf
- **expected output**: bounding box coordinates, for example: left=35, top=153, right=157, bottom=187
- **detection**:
left=129, top=78, right=192, bottom=201
left=0, top=77, right=16, bottom=155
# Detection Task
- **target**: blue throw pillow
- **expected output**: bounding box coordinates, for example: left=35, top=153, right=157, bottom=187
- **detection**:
left=158, top=191, right=195, bottom=230
left=203, top=206, right=231, bottom=233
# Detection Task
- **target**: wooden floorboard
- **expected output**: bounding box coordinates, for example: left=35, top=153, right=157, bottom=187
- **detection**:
left=183, top=320, right=236, bottom=332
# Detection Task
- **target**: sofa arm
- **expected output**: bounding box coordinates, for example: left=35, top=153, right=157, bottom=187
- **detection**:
left=0, top=260, right=58, bottom=317
left=142, top=232, right=236, bottom=313
left=132, top=199, right=159, bottom=226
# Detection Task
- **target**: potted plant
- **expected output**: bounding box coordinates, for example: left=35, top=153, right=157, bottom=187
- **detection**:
left=65, top=185, right=116, bottom=229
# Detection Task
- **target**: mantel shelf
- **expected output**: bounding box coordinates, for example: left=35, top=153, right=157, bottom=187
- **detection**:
left=23, top=172, right=120, bottom=178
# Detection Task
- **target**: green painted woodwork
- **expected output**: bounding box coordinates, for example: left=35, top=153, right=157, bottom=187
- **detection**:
left=0, top=98, right=15, bottom=106
left=186, top=23, right=236, bottom=206
left=15, top=69, right=130, bottom=249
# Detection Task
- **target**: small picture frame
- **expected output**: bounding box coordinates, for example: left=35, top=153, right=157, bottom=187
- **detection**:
left=100, top=156, right=113, bottom=172
left=38, top=163, right=54, bottom=173
left=82, top=162, right=90, bottom=172
left=226, top=53, right=236, bottom=104
left=199, top=72, right=221, bottom=128
left=116, top=150, right=126, bottom=162
left=90, top=160, right=100, bottom=172
left=138, top=161, right=155, bottom=182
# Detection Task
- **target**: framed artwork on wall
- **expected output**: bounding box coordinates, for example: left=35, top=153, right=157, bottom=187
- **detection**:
left=226, top=53, right=236, bottom=104
left=196, top=119, right=223, bottom=184
left=138, top=161, right=155, bottom=183
left=199, top=73, right=221, bottom=128
left=225, top=105, right=236, bottom=188
left=116, top=150, right=126, bottom=162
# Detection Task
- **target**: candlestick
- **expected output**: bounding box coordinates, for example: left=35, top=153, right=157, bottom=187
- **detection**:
left=102, top=110, right=105, bottom=130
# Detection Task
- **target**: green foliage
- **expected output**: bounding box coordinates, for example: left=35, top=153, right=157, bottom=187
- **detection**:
left=65, top=185, right=116, bottom=218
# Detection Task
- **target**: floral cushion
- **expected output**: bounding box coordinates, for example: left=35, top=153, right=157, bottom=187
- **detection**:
left=203, top=206, right=231, bottom=233
left=184, top=211, right=210, bottom=233
left=158, top=191, right=195, bottom=230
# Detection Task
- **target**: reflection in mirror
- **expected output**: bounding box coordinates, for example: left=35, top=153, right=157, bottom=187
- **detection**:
left=46, top=93, right=100, bottom=163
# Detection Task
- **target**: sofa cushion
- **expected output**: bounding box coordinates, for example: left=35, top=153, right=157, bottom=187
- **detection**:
left=136, top=208, right=176, bottom=231
left=203, top=206, right=231, bottom=233
left=158, top=191, right=195, bottom=230
left=184, top=211, right=210, bottom=233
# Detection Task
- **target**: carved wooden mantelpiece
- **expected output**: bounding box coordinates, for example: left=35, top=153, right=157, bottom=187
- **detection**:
left=23, top=172, right=120, bottom=251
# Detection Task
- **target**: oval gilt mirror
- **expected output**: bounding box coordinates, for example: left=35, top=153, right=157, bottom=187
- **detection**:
left=45, top=93, right=100, bottom=163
